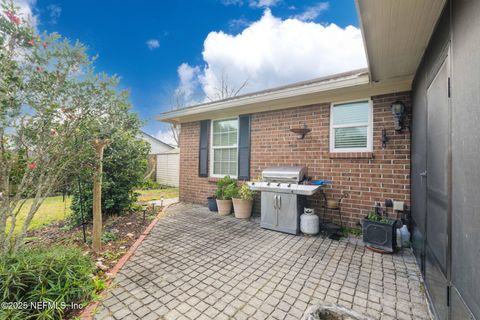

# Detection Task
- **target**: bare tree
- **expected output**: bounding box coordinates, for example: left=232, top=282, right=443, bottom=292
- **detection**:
left=168, top=90, right=186, bottom=147
left=206, top=70, right=249, bottom=101
left=166, top=71, right=248, bottom=147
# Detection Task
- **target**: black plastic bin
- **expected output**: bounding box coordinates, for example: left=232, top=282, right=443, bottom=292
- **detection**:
left=207, top=197, right=218, bottom=212
left=362, top=218, right=397, bottom=253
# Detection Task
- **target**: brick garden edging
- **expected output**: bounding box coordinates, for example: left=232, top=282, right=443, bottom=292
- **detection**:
left=80, top=201, right=178, bottom=320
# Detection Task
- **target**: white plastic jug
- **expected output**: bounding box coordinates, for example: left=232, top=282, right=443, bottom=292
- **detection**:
left=396, top=228, right=402, bottom=248
left=400, top=225, right=410, bottom=247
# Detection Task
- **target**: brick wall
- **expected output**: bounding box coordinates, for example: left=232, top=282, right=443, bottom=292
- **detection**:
left=178, top=91, right=411, bottom=227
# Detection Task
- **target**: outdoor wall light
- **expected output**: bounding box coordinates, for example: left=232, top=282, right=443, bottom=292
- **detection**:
left=290, top=123, right=311, bottom=139
left=391, top=101, right=406, bottom=131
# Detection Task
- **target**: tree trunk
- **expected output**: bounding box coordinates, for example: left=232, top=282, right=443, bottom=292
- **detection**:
left=144, top=155, right=156, bottom=180
left=92, top=139, right=110, bottom=252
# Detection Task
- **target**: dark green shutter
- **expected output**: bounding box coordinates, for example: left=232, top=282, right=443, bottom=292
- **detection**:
left=237, top=114, right=251, bottom=180
left=198, top=120, right=210, bottom=177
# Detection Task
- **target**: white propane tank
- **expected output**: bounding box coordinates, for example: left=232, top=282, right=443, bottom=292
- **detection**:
left=300, top=208, right=319, bottom=235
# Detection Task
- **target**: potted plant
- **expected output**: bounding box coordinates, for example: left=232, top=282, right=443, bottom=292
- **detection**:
left=232, top=183, right=256, bottom=219
left=215, top=176, right=237, bottom=216
left=362, top=211, right=397, bottom=253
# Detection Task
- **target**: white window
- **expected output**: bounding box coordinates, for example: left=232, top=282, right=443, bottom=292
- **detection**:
left=211, top=118, right=238, bottom=177
left=330, top=100, right=372, bottom=152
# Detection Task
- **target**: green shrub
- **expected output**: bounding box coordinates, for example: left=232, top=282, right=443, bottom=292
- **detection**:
left=215, top=176, right=237, bottom=200
left=341, top=226, right=362, bottom=237
left=137, top=178, right=162, bottom=190
left=130, top=202, right=145, bottom=212
left=101, top=231, right=118, bottom=243
left=69, top=133, right=149, bottom=226
left=237, top=183, right=256, bottom=200
left=224, top=183, right=239, bottom=199
left=0, top=246, right=95, bottom=319
left=92, top=277, right=108, bottom=292
left=366, top=211, right=394, bottom=224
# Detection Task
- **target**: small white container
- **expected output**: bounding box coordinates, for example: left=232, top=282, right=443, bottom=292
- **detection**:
left=400, top=225, right=411, bottom=246
left=396, top=228, right=402, bottom=248
left=300, top=208, right=319, bottom=235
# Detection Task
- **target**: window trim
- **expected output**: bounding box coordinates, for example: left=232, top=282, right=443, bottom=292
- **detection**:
left=209, top=117, right=239, bottom=178
left=329, top=99, right=373, bottom=153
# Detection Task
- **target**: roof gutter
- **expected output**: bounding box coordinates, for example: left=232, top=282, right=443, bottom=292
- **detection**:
left=158, top=70, right=370, bottom=123
left=157, top=70, right=412, bottom=124
left=354, top=0, right=373, bottom=80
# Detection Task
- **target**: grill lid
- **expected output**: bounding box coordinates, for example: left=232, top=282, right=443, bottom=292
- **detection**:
left=262, top=166, right=307, bottom=183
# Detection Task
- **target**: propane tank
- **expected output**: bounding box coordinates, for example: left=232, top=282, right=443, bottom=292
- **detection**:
left=300, top=208, right=319, bottom=235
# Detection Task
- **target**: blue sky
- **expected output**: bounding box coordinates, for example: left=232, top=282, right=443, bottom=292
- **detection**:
left=24, top=0, right=365, bottom=144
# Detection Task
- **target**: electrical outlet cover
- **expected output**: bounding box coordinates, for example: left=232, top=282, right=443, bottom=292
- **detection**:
left=393, top=201, right=404, bottom=211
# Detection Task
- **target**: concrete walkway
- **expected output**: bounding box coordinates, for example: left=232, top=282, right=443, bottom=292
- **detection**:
left=147, top=197, right=179, bottom=207
left=94, top=203, right=430, bottom=320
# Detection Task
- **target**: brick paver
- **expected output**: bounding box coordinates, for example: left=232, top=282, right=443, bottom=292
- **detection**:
left=94, top=203, right=431, bottom=320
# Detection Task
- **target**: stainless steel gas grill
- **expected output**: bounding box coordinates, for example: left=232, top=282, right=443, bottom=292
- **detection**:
left=248, top=166, right=322, bottom=235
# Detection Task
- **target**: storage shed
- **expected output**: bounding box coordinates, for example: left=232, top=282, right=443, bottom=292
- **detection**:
left=139, top=131, right=175, bottom=181
left=139, top=131, right=174, bottom=154
left=156, top=148, right=180, bottom=187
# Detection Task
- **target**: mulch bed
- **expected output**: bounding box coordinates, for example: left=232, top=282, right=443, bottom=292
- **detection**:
left=24, top=206, right=165, bottom=319
left=25, top=207, right=162, bottom=270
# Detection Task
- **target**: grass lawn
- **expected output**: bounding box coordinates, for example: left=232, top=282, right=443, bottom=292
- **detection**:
left=136, top=188, right=179, bottom=202
left=7, top=188, right=178, bottom=234
left=9, top=195, right=72, bottom=234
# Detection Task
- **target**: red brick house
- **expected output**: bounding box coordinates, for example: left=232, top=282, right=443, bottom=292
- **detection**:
left=160, top=69, right=411, bottom=227
left=159, top=1, right=480, bottom=318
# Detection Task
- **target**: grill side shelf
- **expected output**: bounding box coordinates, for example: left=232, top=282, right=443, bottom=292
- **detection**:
left=247, top=182, right=321, bottom=195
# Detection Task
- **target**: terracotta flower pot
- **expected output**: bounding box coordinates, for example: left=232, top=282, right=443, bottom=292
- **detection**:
left=327, top=199, right=339, bottom=209
left=216, top=199, right=232, bottom=216
left=232, top=198, right=253, bottom=219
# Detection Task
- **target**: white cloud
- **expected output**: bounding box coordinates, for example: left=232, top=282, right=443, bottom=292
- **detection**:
left=154, top=129, right=178, bottom=147
left=175, top=9, right=367, bottom=103
left=12, top=0, right=38, bottom=29
left=175, top=63, right=200, bottom=105
left=249, top=0, right=281, bottom=8
left=146, top=39, right=160, bottom=50
left=220, top=0, right=243, bottom=6
left=221, top=0, right=279, bottom=7
left=228, top=17, right=251, bottom=30
left=294, top=2, right=329, bottom=21
left=47, top=4, right=61, bottom=24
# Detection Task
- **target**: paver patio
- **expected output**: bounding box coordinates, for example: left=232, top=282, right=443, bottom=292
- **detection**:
left=94, top=203, right=431, bottom=320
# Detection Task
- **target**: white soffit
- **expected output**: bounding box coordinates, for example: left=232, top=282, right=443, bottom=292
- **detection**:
left=356, top=0, right=447, bottom=82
